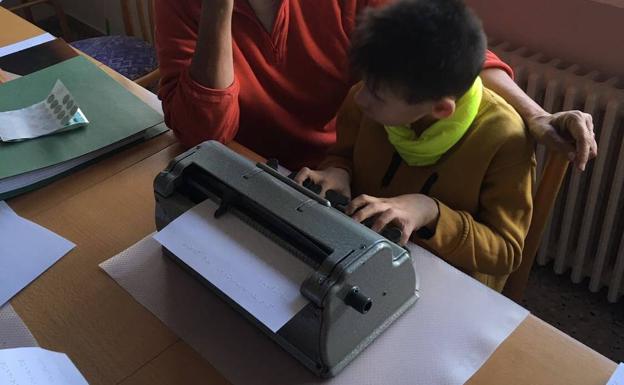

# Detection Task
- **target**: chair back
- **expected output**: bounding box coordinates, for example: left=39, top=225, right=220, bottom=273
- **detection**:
left=121, top=0, right=155, bottom=44
left=503, top=151, right=570, bottom=302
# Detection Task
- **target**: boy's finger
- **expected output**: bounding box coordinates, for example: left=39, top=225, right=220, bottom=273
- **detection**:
left=345, top=194, right=369, bottom=215
left=399, top=229, right=411, bottom=246
left=371, top=209, right=395, bottom=232
left=351, top=203, right=381, bottom=223
left=293, top=167, right=312, bottom=184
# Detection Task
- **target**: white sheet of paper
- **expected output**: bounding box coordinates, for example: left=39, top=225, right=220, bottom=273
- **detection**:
left=0, top=347, right=87, bottom=385
left=0, top=80, right=88, bottom=142
left=0, top=33, right=55, bottom=57
left=608, top=363, right=624, bottom=385
left=153, top=199, right=313, bottom=333
left=0, top=201, right=75, bottom=306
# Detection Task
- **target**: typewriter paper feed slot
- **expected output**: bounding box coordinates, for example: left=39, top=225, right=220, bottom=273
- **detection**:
left=181, top=165, right=333, bottom=269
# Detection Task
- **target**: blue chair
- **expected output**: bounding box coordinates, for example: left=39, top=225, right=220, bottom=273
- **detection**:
left=71, top=0, right=159, bottom=88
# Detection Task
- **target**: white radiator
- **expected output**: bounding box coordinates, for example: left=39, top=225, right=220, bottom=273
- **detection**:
left=490, top=41, right=624, bottom=303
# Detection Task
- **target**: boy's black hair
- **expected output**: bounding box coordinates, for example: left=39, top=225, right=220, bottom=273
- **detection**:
left=350, top=0, right=486, bottom=103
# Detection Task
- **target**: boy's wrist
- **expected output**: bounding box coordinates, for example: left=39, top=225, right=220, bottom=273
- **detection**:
left=422, top=195, right=440, bottom=231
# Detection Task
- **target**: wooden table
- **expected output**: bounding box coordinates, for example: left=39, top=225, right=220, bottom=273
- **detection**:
left=1, top=7, right=618, bottom=385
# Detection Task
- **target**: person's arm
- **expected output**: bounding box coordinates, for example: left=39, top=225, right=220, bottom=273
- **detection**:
left=155, top=0, right=240, bottom=147
left=481, top=67, right=598, bottom=171
left=189, top=0, right=234, bottom=89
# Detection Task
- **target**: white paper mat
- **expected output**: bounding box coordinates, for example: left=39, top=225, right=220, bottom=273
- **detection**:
left=101, top=234, right=528, bottom=385
left=0, top=304, right=38, bottom=349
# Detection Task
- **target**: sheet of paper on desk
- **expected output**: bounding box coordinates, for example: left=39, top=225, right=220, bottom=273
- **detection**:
left=153, top=199, right=313, bottom=332
left=0, top=201, right=75, bottom=306
left=0, top=33, right=55, bottom=57
left=0, top=347, right=87, bottom=385
left=608, top=363, right=624, bottom=385
left=0, top=79, right=88, bottom=142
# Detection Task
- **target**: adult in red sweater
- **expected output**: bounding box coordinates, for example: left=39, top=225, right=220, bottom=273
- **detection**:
left=155, top=0, right=597, bottom=170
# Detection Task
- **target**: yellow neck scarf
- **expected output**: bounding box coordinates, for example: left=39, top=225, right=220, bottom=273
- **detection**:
left=384, top=77, right=483, bottom=166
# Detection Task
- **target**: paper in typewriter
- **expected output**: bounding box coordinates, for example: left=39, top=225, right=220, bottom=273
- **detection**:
left=0, top=79, right=88, bottom=142
left=153, top=199, right=313, bottom=332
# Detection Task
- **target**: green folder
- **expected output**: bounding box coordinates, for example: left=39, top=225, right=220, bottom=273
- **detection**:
left=0, top=56, right=167, bottom=199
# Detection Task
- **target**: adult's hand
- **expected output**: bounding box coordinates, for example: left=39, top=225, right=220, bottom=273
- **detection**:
left=526, top=110, right=597, bottom=171
left=481, top=68, right=598, bottom=171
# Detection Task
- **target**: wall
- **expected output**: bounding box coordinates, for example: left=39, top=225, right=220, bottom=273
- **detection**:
left=466, top=0, right=624, bottom=78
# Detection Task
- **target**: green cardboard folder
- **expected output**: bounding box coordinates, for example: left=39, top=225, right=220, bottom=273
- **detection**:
left=0, top=56, right=167, bottom=199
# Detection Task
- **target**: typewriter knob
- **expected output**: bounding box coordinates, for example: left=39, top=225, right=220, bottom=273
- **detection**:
left=345, top=286, right=372, bottom=314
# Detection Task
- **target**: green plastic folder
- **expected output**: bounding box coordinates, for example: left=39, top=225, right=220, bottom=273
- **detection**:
left=0, top=56, right=166, bottom=197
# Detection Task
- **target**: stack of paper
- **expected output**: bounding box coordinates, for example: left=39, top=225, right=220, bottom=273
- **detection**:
left=0, top=56, right=167, bottom=199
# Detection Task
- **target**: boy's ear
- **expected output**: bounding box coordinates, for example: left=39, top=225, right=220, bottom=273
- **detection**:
left=431, top=98, right=456, bottom=120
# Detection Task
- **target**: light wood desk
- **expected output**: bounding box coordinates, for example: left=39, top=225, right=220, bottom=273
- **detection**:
left=0, top=7, right=617, bottom=385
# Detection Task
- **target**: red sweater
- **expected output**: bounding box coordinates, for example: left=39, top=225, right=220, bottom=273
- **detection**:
left=155, top=0, right=513, bottom=169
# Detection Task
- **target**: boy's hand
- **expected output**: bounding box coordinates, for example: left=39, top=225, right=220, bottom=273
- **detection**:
left=294, top=167, right=351, bottom=198
left=346, top=194, right=439, bottom=245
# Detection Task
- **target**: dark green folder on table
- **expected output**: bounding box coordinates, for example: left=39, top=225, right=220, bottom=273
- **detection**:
left=0, top=56, right=167, bottom=199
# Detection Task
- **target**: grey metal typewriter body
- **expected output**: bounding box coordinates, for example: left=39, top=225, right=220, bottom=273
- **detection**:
left=154, top=141, right=419, bottom=377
